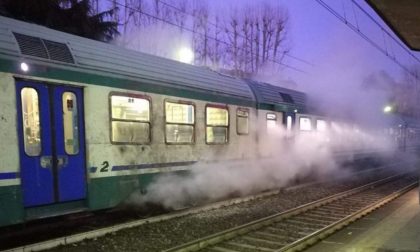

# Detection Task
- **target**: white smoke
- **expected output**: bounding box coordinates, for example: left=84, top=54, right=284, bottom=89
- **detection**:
left=127, top=122, right=395, bottom=209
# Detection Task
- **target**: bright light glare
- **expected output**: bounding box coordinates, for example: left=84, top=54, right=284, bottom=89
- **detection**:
left=178, top=47, right=194, bottom=64
left=383, top=105, right=392, bottom=113
left=20, top=62, right=29, bottom=72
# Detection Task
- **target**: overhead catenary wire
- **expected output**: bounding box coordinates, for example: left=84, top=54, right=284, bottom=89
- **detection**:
left=107, top=0, right=308, bottom=74
left=157, top=0, right=315, bottom=67
left=350, top=0, right=420, bottom=65
left=350, top=1, right=360, bottom=30
left=315, top=0, right=419, bottom=80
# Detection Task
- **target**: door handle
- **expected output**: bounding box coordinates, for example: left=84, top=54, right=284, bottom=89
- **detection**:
left=40, top=156, right=53, bottom=168
left=56, top=155, right=68, bottom=168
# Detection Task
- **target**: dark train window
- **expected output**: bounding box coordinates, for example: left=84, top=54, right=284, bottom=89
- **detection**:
left=236, top=108, right=249, bottom=135
left=165, top=101, right=195, bottom=144
left=110, top=94, right=151, bottom=144
left=206, top=105, right=229, bottom=144
left=21, top=87, right=41, bottom=156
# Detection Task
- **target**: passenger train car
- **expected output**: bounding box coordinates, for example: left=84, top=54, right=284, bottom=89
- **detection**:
left=0, top=16, right=307, bottom=227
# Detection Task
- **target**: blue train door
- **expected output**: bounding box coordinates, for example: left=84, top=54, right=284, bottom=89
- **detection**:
left=16, top=81, right=86, bottom=207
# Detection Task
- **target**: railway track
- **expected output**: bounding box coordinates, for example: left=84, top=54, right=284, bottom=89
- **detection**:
left=164, top=173, right=418, bottom=252
left=1, top=165, right=414, bottom=252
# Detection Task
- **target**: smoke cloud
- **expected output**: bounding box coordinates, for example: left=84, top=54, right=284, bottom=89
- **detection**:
left=111, top=1, right=410, bottom=210
left=127, top=122, right=395, bottom=210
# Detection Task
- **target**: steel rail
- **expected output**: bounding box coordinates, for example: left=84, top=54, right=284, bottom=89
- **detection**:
left=2, top=189, right=281, bottom=252
left=163, top=173, right=413, bottom=252
left=275, top=181, right=417, bottom=252
left=2, top=166, right=409, bottom=252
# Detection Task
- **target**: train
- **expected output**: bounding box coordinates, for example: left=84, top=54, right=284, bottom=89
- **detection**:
left=0, top=16, right=415, bottom=227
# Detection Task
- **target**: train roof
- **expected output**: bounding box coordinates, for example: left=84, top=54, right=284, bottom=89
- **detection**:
left=246, top=80, right=306, bottom=113
left=0, top=16, right=256, bottom=105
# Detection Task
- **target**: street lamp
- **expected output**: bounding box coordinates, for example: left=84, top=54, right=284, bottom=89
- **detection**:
left=383, top=104, right=406, bottom=151
left=383, top=105, right=392, bottom=113
left=178, top=47, right=194, bottom=64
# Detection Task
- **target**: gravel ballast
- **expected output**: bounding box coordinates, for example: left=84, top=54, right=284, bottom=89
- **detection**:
left=47, top=168, right=406, bottom=252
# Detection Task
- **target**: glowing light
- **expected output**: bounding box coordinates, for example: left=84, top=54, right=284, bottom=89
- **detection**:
left=294, top=109, right=298, bottom=113
left=178, top=47, right=194, bottom=64
left=383, top=105, right=392, bottom=113
left=20, top=62, right=29, bottom=72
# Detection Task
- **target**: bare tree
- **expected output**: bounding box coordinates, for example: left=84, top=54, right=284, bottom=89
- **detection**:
left=209, top=15, right=223, bottom=68
left=110, top=0, right=289, bottom=77
left=192, top=1, right=210, bottom=65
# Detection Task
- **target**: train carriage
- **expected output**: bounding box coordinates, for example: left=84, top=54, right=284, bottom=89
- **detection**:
left=246, top=80, right=306, bottom=156
left=0, top=16, right=303, bottom=227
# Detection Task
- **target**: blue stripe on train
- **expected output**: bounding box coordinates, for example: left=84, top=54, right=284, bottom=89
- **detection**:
left=112, top=161, right=197, bottom=171
left=0, top=172, right=18, bottom=180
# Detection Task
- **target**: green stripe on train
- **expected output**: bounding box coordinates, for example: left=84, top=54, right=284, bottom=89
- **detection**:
left=0, top=185, right=23, bottom=226
left=0, top=170, right=190, bottom=226
left=88, top=170, right=190, bottom=210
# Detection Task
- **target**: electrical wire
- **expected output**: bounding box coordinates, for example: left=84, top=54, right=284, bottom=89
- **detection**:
left=107, top=0, right=308, bottom=74
left=350, top=0, right=420, bottom=64
left=315, top=0, right=419, bottom=79
left=157, top=0, right=315, bottom=67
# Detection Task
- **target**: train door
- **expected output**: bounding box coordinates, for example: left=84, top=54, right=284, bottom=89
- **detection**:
left=16, top=81, right=86, bottom=207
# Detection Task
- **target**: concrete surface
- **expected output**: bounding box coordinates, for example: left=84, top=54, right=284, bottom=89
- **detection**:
left=305, top=187, right=420, bottom=252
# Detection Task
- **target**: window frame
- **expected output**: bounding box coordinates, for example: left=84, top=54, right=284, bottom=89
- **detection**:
left=299, top=116, right=312, bottom=131
left=236, top=108, right=250, bottom=135
left=286, top=115, right=293, bottom=131
left=266, top=112, right=277, bottom=121
left=205, top=104, right=230, bottom=145
left=316, top=119, right=327, bottom=132
left=266, top=112, right=278, bottom=130
left=108, top=92, right=152, bottom=145
left=164, top=99, right=196, bottom=145
left=21, top=87, right=42, bottom=157
left=62, top=91, right=79, bottom=155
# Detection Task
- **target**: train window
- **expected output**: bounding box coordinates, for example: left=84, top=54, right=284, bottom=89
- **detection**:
left=299, top=117, right=312, bottom=131
left=206, top=105, right=229, bottom=144
left=110, top=94, right=150, bottom=144
left=62, top=92, right=79, bottom=155
left=266, top=113, right=277, bottom=129
left=21, top=88, right=41, bottom=156
left=316, top=119, right=327, bottom=132
left=236, top=108, right=249, bottom=135
left=286, top=116, right=292, bottom=130
left=165, top=101, right=195, bottom=144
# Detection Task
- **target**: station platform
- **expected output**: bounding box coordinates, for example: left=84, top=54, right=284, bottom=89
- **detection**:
left=306, top=187, right=420, bottom=252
